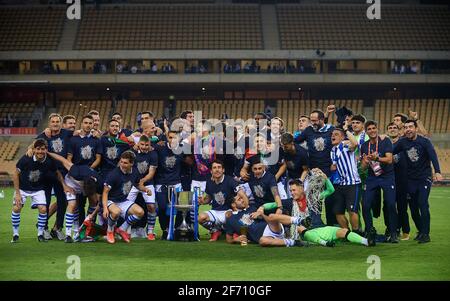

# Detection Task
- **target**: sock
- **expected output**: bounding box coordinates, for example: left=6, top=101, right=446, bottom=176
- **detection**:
left=107, top=216, right=117, bottom=232
left=37, top=213, right=47, bottom=236
left=72, top=210, right=79, bottom=234
left=147, top=212, right=157, bottom=234
left=347, top=232, right=365, bottom=245
left=201, top=220, right=214, bottom=231
left=11, top=212, right=20, bottom=236
left=65, top=212, right=74, bottom=236
left=290, top=216, right=301, bottom=225
left=120, top=214, right=140, bottom=232
left=284, top=238, right=295, bottom=247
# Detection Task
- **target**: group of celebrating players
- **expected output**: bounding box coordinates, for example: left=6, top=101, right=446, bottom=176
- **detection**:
left=10, top=103, right=442, bottom=247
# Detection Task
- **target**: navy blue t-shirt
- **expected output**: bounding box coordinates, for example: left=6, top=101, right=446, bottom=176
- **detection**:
left=16, top=155, right=57, bottom=191
left=393, top=136, right=441, bottom=180
left=225, top=207, right=268, bottom=243
left=134, top=150, right=158, bottom=186
left=68, top=164, right=99, bottom=182
left=393, top=139, right=408, bottom=185
left=295, top=125, right=334, bottom=176
left=37, top=128, right=72, bottom=172
left=282, top=144, right=309, bottom=180
left=360, top=137, right=394, bottom=178
left=120, top=128, right=134, bottom=137
left=154, top=143, right=184, bottom=185
left=104, top=167, right=140, bottom=203
left=68, top=135, right=102, bottom=166
left=246, top=149, right=283, bottom=180
left=100, top=136, right=130, bottom=175
left=248, top=171, right=278, bottom=208
left=205, top=175, right=239, bottom=211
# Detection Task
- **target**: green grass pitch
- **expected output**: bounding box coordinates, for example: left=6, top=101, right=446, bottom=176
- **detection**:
left=0, top=187, right=449, bottom=281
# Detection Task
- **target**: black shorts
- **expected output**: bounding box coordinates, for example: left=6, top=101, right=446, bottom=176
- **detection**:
left=333, top=184, right=360, bottom=215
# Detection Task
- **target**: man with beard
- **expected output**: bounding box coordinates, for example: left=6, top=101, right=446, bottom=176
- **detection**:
left=294, top=109, right=336, bottom=226
left=393, top=120, right=442, bottom=244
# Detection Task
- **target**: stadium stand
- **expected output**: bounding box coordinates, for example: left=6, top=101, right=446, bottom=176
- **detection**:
left=115, top=100, right=165, bottom=130
left=374, top=99, right=450, bottom=135
left=0, top=141, right=19, bottom=161
left=58, top=100, right=112, bottom=129
left=0, top=7, right=65, bottom=51
left=276, top=99, right=364, bottom=133
left=0, top=102, right=36, bottom=125
left=75, top=5, right=263, bottom=50
left=176, top=99, right=265, bottom=121
left=277, top=4, right=450, bottom=50
left=435, top=147, right=450, bottom=178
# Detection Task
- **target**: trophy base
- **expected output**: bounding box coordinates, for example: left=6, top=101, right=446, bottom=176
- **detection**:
left=174, top=229, right=197, bottom=242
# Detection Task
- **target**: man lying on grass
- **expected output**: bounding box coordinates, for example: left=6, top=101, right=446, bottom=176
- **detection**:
left=225, top=193, right=310, bottom=247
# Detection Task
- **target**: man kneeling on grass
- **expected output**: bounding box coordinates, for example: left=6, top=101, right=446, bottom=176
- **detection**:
left=225, top=193, right=310, bottom=247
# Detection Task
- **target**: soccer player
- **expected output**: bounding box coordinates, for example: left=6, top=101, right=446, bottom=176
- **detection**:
left=247, top=158, right=283, bottom=212
left=198, top=160, right=248, bottom=241
left=154, top=130, right=185, bottom=239
left=241, top=134, right=287, bottom=199
left=298, top=224, right=375, bottom=247
left=62, top=115, right=77, bottom=131
left=10, top=139, right=58, bottom=243
left=294, top=109, right=336, bottom=226
left=330, top=128, right=362, bottom=233
left=37, top=113, right=72, bottom=240
left=127, top=135, right=159, bottom=240
left=111, top=112, right=133, bottom=137
left=67, top=114, right=102, bottom=223
left=387, top=122, right=414, bottom=240
left=225, top=194, right=307, bottom=247
left=280, top=133, right=309, bottom=182
left=293, top=115, right=310, bottom=150
left=102, top=151, right=148, bottom=244
left=99, top=119, right=131, bottom=177
left=393, top=120, right=442, bottom=244
left=88, top=110, right=103, bottom=138
left=46, top=152, right=100, bottom=243
left=360, top=121, right=399, bottom=243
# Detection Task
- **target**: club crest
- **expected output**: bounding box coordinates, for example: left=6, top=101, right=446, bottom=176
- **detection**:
left=239, top=213, right=254, bottom=226
left=28, top=170, right=41, bottom=183
left=253, top=185, right=265, bottom=198
left=122, top=181, right=133, bottom=196
left=213, top=191, right=226, bottom=205
left=51, top=138, right=64, bottom=153
left=165, top=156, right=176, bottom=168
left=313, top=137, right=326, bottom=152
left=106, top=146, right=118, bottom=160
left=80, top=145, right=93, bottom=160
left=407, top=147, right=419, bottom=162
left=137, top=161, right=149, bottom=174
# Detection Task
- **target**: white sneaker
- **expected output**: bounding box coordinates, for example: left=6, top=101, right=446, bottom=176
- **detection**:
left=56, top=229, right=65, bottom=241
left=43, top=229, right=52, bottom=240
